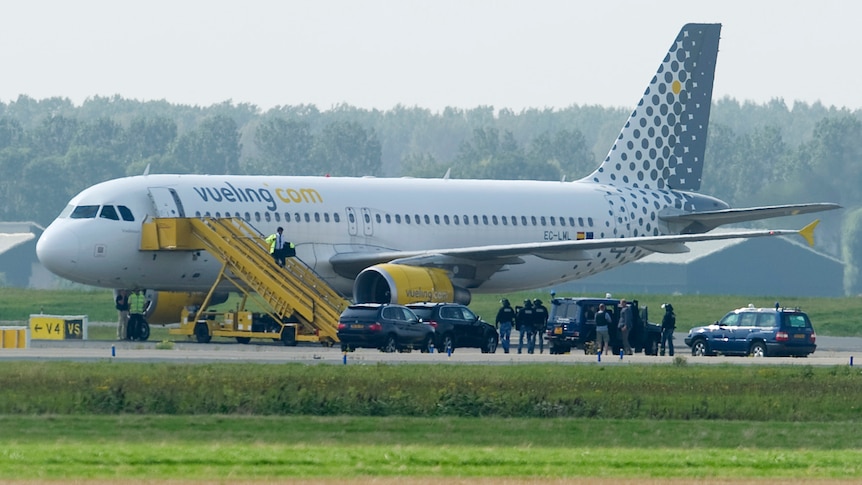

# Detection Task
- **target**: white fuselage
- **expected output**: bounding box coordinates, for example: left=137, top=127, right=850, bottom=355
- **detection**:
left=36, top=173, right=698, bottom=296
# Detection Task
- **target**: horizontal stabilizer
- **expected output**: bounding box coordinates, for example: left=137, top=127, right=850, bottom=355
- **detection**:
left=660, top=203, right=841, bottom=233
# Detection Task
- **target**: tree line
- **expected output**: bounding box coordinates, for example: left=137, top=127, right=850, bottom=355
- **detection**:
left=2, top=94, right=861, bottom=293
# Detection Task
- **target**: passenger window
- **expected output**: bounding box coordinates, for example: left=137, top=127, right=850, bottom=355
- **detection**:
left=254, top=212, right=261, bottom=222
left=285, top=213, right=291, bottom=222
left=395, top=214, right=401, bottom=223
left=70, top=205, right=99, bottom=219
left=492, top=216, right=498, bottom=225
left=117, top=205, right=135, bottom=221
left=444, top=215, right=450, bottom=225
left=720, top=313, right=740, bottom=327
left=756, top=314, right=776, bottom=328
left=424, top=215, right=431, bottom=224
left=304, top=213, right=310, bottom=222
left=334, top=213, right=341, bottom=223
left=739, top=313, right=757, bottom=327
left=264, top=212, right=271, bottom=222
left=482, top=215, right=488, bottom=225
left=215, top=212, right=222, bottom=218
left=274, top=213, right=281, bottom=222
left=784, top=314, right=809, bottom=328
left=99, top=205, right=119, bottom=221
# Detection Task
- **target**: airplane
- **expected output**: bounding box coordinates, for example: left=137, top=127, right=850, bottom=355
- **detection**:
left=36, top=23, right=839, bottom=327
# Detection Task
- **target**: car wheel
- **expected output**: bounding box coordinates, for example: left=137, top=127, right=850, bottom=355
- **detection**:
left=381, top=334, right=398, bottom=353
left=691, top=339, right=709, bottom=357
left=440, top=333, right=455, bottom=353
left=482, top=333, right=498, bottom=354
left=750, top=341, right=767, bottom=357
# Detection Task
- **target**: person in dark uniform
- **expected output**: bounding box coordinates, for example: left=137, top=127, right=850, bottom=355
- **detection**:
left=495, top=298, right=516, bottom=354
left=516, top=299, right=534, bottom=354
left=533, top=298, right=549, bottom=354
left=660, top=303, right=676, bottom=356
left=115, top=290, right=130, bottom=340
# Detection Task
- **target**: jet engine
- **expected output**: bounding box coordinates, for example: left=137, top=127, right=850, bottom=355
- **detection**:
left=353, top=264, right=471, bottom=305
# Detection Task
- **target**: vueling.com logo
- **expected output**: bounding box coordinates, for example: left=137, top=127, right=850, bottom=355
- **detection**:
left=191, top=182, right=323, bottom=211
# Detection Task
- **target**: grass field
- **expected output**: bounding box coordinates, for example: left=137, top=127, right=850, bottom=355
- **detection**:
left=2, top=415, right=862, bottom=481
left=2, top=288, right=861, bottom=482
left=0, top=362, right=861, bottom=481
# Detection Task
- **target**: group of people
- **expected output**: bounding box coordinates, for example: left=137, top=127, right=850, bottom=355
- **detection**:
left=494, top=295, right=678, bottom=357
left=494, top=298, right=548, bottom=354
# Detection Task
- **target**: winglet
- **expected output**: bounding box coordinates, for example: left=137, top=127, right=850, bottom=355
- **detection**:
left=798, top=220, right=820, bottom=247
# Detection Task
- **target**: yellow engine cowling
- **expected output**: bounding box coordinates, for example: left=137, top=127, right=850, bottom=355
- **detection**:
left=353, top=264, right=471, bottom=305
left=114, top=290, right=229, bottom=325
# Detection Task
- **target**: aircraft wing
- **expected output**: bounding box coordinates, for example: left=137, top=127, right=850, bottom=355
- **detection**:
left=659, top=203, right=840, bottom=233
left=330, top=221, right=821, bottom=277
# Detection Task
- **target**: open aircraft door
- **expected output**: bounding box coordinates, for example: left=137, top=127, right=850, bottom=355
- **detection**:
left=148, top=187, right=186, bottom=218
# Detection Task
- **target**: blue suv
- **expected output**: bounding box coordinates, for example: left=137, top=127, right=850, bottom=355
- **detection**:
left=685, top=305, right=816, bottom=357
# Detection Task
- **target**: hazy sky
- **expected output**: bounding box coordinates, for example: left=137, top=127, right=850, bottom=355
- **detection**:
left=2, top=0, right=859, bottom=112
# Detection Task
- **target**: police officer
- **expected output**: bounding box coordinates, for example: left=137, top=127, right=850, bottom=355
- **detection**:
left=660, top=303, right=676, bottom=356
left=115, top=290, right=130, bottom=340
left=495, top=298, right=516, bottom=354
left=532, top=298, right=548, bottom=354
left=516, top=299, right=534, bottom=354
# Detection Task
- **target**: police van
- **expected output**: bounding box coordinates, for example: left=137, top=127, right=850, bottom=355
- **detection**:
left=545, top=297, right=661, bottom=355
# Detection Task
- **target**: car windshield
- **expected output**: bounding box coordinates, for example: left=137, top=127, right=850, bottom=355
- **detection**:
left=340, top=308, right=378, bottom=322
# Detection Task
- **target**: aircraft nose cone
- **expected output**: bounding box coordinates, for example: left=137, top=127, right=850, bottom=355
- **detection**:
left=36, top=224, right=81, bottom=278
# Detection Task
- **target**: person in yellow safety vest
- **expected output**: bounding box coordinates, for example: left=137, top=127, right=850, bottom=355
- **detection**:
left=266, top=227, right=286, bottom=267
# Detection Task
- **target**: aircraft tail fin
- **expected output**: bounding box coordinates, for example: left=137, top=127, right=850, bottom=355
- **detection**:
left=583, top=23, right=721, bottom=191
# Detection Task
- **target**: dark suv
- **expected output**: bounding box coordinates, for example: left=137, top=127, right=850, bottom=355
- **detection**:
left=406, top=302, right=498, bottom=353
left=337, top=303, right=434, bottom=353
left=685, top=305, right=816, bottom=357
left=546, top=297, right=661, bottom=355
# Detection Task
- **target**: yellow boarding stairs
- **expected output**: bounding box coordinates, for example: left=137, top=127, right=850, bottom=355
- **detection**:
left=140, top=217, right=350, bottom=345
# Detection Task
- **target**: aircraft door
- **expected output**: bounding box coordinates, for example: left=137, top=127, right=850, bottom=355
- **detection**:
left=148, top=187, right=186, bottom=218
left=345, top=207, right=358, bottom=236
left=360, top=208, right=374, bottom=236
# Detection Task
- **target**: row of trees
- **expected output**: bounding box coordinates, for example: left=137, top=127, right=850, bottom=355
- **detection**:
left=2, top=94, right=862, bottom=292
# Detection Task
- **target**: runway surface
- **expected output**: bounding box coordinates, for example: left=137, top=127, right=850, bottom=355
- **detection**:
left=2, top=332, right=859, bottom=366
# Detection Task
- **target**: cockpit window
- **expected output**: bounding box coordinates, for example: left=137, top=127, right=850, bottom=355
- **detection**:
left=70, top=205, right=99, bottom=219
left=118, top=205, right=135, bottom=221
left=99, top=205, right=119, bottom=220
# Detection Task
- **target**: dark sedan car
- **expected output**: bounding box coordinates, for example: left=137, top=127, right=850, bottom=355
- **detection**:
left=337, top=303, right=434, bottom=353
left=406, top=302, right=498, bottom=353
left=685, top=305, right=816, bottom=357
